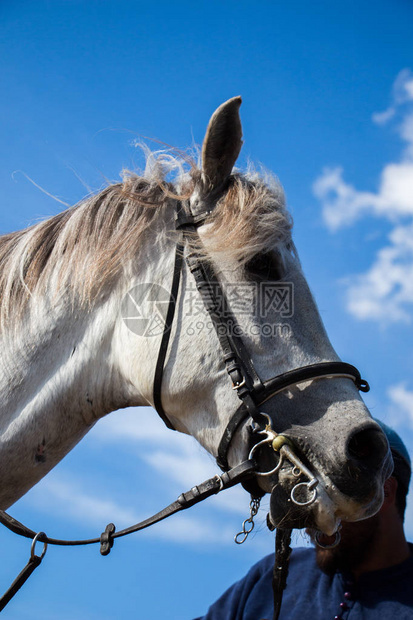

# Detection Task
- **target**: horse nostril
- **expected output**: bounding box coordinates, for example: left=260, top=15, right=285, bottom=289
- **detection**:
left=331, top=424, right=390, bottom=500
left=347, top=426, right=389, bottom=469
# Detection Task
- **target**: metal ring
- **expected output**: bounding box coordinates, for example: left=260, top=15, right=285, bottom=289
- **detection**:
left=249, top=439, right=284, bottom=477
left=290, top=481, right=318, bottom=506
left=248, top=437, right=272, bottom=460
left=255, top=458, right=283, bottom=478
left=315, top=529, right=341, bottom=549
left=31, top=532, right=48, bottom=561
left=234, top=531, right=248, bottom=545
left=214, top=474, right=224, bottom=491
left=242, top=518, right=255, bottom=535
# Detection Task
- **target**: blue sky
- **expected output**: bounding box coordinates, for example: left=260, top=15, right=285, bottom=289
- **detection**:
left=1, top=1, right=413, bottom=618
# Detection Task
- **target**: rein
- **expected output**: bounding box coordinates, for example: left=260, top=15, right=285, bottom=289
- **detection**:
left=0, top=459, right=257, bottom=612
left=0, top=199, right=370, bottom=619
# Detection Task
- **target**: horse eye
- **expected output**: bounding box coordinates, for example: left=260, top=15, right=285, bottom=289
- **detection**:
left=246, top=252, right=282, bottom=281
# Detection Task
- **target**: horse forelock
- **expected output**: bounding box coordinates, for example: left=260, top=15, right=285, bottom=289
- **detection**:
left=199, top=170, right=292, bottom=266
left=0, top=150, right=292, bottom=329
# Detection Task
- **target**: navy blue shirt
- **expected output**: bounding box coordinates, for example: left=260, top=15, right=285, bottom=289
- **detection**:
left=197, top=545, right=413, bottom=619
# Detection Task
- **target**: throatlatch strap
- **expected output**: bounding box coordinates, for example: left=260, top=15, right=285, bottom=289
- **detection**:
left=152, top=239, right=185, bottom=430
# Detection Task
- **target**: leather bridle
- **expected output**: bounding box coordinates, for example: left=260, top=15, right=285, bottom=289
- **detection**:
left=0, top=198, right=371, bottom=620
left=152, top=199, right=370, bottom=476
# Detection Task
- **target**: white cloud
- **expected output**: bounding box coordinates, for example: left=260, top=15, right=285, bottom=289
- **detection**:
left=26, top=476, right=140, bottom=527
left=94, top=407, right=248, bottom=515
left=345, top=222, right=413, bottom=322
left=314, top=69, right=413, bottom=324
left=93, top=407, right=218, bottom=476
left=387, top=383, right=413, bottom=430
left=17, top=407, right=255, bottom=548
left=372, top=107, right=395, bottom=126
left=143, top=449, right=247, bottom=515
left=145, top=513, right=237, bottom=544
left=22, top=473, right=247, bottom=546
left=372, top=68, right=413, bottom=126
left=380, top=161, right=413, bottom=214
left=313, top=167, right=386, bottom=230
left=93, top=406, right=180, bottom=443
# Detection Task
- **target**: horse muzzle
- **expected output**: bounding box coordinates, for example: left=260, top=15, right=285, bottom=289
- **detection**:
left=260, top=420, right=392, bottom=536
left=247, top=423, right=339, bottom=534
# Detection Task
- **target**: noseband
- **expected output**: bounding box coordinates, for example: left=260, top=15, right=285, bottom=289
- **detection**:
left=153, top=200, right=370, bottom=475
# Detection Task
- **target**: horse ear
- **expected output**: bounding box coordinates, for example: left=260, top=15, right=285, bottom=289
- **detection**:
left=201, top=96, right=243, bottom=191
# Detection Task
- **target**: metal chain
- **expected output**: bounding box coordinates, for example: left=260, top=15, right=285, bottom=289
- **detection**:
left=234, top=497, right=261, bottom=544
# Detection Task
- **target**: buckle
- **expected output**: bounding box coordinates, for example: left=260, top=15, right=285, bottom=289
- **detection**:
left=232, top=378, right=246, bottom=390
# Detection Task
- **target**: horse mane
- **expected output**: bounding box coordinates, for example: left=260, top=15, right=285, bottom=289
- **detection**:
left=0, top=150, right=292, bottom=327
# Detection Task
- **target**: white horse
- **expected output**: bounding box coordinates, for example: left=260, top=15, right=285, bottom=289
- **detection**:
left=0, top=97, right=391, bottom=539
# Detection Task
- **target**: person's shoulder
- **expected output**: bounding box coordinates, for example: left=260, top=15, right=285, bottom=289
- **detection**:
left=290, top=546, right=316, bottom=562
left=248, top=546, right=316, bottom=578
left=245, top=552, right=274, bottom=579
left=288, top=546, right=317, bottom=573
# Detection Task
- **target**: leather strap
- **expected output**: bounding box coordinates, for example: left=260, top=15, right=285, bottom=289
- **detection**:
left=0, top=555, right=42, bottom=612
left=260, top=361, right=370, bottom=403
left=0, top=459, right=257, bottom=553
left=272, top=528, right=292, bottom=620
left=152, top=238, right=185, bottom=429
left=216, top=406, right=251, bottom=471
left=186, top=252, right=265, bottom=395
left=185, top=250, right=267, bottom=435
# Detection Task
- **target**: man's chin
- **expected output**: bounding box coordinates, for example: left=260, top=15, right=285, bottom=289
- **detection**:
left=306, top=529, right=342, bottom=576
left=306, top=515, right=381, bottom=576
left=314, top=546, right=344, bottom=576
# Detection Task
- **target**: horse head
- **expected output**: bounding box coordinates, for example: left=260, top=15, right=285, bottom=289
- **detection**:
left=118, top=97, right=392, bottom=536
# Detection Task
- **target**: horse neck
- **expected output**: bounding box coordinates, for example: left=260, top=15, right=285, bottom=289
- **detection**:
left=0, top=288, right=135, bottom=508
